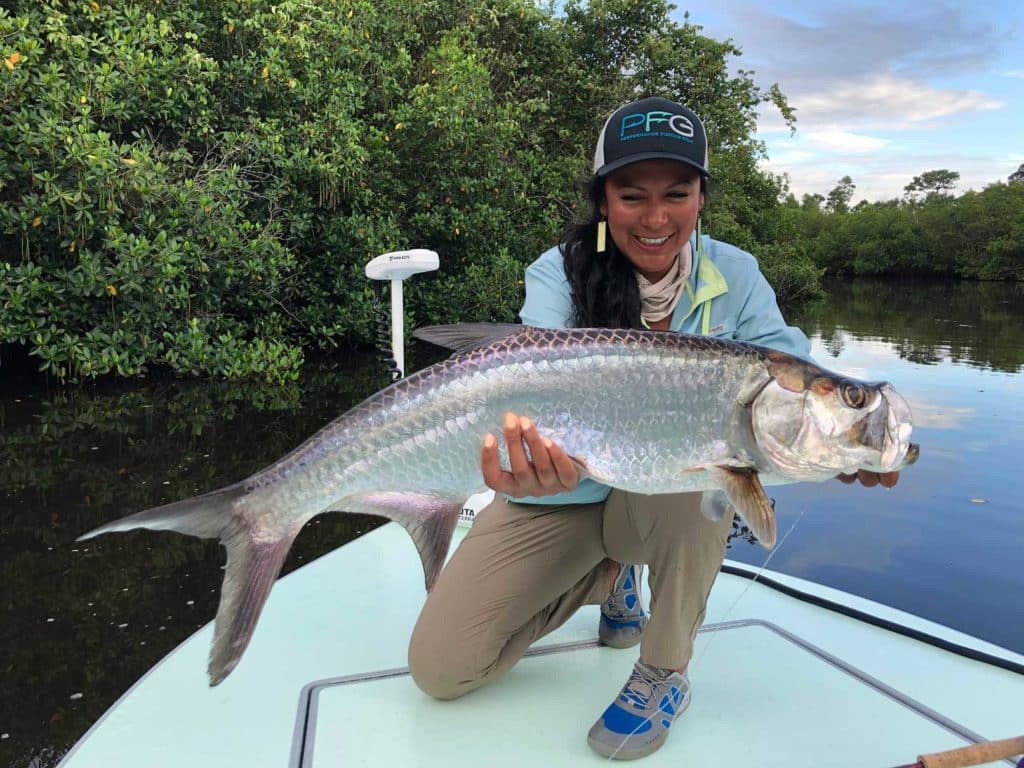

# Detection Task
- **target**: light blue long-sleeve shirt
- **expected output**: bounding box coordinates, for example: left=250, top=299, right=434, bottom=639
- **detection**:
left=513, top=230, right=811, bottom=505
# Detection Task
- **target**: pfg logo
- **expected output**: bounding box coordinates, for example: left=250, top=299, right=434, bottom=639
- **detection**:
left=620, top=111, right=694, bottom=141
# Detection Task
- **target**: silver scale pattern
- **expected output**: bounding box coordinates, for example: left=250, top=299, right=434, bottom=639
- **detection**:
left=252, top=328, right=775, bottom=514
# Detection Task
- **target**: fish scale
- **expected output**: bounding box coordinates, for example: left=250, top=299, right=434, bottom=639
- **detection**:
left=79, top=324, right=916, bottom=685
left=313, top=331, right=757, bottom=500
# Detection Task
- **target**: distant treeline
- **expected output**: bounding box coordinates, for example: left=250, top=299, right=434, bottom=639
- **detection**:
left=780, top=169, right=1024, bottom=281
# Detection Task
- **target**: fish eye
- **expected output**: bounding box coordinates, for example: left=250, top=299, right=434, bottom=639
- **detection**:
left=840, top=383, right=868, bottom=409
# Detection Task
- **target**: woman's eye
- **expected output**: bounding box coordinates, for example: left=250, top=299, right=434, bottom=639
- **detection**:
left=841, top=384, right=867, bottom=409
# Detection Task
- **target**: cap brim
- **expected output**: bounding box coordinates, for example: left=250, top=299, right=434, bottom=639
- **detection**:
left=596, top=152, right=711, bottom=179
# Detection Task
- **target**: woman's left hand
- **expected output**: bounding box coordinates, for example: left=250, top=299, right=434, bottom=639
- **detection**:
left=836, top=470, right=900, bottom=489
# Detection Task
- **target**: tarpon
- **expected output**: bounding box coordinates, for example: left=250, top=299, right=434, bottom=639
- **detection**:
left=80, top=323, right=918, bottom=685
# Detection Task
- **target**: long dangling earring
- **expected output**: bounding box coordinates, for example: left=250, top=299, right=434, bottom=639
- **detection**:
left=596, top=219, right=607, bottom=253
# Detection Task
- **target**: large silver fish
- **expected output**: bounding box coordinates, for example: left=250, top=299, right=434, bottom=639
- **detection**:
left=80, top=323, right=918, bottom=685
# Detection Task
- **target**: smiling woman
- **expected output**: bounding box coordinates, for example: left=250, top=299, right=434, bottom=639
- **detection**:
left=407, top=96, right=898, bottom=762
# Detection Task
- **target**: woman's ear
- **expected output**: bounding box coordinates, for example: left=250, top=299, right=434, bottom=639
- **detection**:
left=599, top=200, right=608, bottom=217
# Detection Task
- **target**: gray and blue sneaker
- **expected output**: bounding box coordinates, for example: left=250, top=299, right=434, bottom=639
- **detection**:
left=587, top=661, right=690, bottom=760
left=599, top=563, right=648, bottom=649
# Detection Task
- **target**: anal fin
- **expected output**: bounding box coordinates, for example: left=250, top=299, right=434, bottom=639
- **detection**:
left=210, top=525, right=300, bottom=685
left=704, top=467, right=777, bottom=549
left=339, top=492, right=463, bottom=591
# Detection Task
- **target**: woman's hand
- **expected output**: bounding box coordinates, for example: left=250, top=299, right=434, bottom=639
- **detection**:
left=481, top=412, right=580, bottom=497
left=836, top=470, right=900, bottom=489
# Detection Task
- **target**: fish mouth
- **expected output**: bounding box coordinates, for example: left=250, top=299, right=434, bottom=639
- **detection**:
left=847, top=383, right=915, bottom=472
left=878, top=384, right=915, bottom=472
left=898, top=442, right=920, bottom=469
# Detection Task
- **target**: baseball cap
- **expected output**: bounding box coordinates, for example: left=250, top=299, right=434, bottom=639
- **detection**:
left=593, top=97, right=711, bottom=178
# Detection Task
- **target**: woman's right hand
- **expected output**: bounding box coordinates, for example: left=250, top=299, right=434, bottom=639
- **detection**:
left=481, top=412, right=581, bottom=497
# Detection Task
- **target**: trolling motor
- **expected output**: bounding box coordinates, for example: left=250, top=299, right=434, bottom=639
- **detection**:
left=365, top=248, right=439, bottom=380
left=365, top=247, right=492, bottom=526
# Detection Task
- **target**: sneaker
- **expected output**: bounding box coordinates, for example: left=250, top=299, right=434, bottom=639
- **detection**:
left=599, top=563, right=647, bottom=649
left=587, top=662, right=690, bottom=760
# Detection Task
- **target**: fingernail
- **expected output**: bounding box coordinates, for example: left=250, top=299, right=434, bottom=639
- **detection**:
left=542, top=438, right=552, bottom=449
left=520, top=416, right=533, bottom=430
left=504, top=413, right=516, bottom=429
left=484, top=433, right=495, bottom=448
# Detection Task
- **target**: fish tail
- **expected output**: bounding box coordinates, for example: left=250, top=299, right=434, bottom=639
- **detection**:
left=79, top=483, right=299, bottom=686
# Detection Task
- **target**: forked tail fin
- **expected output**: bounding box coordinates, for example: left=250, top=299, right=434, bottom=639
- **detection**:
left=79, top=484, right=300, bottom=686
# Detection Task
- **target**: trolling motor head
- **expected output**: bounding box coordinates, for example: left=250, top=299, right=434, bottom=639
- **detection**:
left=365, top=249, right=439, bottom=281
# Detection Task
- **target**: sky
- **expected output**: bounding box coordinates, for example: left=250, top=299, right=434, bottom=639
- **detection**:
left=675, top=0, right=1024, bottom=202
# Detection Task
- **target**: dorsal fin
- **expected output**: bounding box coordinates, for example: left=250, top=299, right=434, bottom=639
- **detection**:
left=413, top=322, right=526, bottom=353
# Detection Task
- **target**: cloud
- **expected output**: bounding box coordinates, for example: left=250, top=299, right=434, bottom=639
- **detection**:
left=789, top=74, right=1003, bottom=128
left=902, top=401, right=975, bottom=430
left=687, top=2, right=1010, bottom=90
left=798, top=129, right=890, bottom=154
left=676, top=1, right=1021, bottom=201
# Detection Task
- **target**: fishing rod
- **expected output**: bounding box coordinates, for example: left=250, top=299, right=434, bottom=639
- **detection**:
left=888, top=735, right=1024, bottom=768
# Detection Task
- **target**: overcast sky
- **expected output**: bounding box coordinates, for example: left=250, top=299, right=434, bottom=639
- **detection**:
left=676, top=0, right=1024, bottom=202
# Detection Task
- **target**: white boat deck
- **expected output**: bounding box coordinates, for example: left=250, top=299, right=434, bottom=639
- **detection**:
left=60, top=523, right=1024, bottom=768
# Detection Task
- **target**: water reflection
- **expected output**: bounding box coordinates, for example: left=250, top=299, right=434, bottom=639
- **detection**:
left=3, top=279, right=1024, bottom=767
left=0, top=352, right=443, bottom=768
left=806, top=278, right=1024, bottom=373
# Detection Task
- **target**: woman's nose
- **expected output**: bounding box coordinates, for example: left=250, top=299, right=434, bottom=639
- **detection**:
left=641, top=202, right=669, bottom=228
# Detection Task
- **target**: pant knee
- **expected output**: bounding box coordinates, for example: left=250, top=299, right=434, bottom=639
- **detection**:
left=408, top=627, right=471, bottom=701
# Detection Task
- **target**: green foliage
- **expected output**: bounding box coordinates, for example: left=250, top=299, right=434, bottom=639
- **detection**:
left=903, top=168, right=960, bottom=201
left=1, top=0, right=817, bottom=382
left=781, top=174, right=1023, bottom=281
left=825, top=176, right=855, bottom=214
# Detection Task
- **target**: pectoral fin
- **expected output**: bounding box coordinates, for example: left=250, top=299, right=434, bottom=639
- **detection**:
left=704, top=467, right=777, bottom=549
left=338, top=492, right=463, bottom=591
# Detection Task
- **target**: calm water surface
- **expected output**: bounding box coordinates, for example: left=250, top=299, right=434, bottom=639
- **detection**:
left=1, top=278, right=1023, bottom=767
left=725, top=279, right=1024, bottom=657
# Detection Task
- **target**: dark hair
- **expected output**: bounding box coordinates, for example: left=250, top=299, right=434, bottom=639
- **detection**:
left=560, top=174, right=708, bottom=329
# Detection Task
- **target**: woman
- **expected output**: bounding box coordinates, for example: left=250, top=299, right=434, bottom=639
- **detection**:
left=408, top=96, right=897, bottom=760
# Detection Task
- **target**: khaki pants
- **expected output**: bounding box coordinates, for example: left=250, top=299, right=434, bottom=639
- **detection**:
left=408, top=490, right=733, bottom=700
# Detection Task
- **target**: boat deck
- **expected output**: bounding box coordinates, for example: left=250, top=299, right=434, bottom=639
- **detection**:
left=60, top=523, right=1024, bottom=767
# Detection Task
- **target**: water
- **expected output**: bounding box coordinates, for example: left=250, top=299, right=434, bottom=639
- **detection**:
left=1, top=278, right=1023, bottom=767
left=726, top=278, right=1024, bottom=653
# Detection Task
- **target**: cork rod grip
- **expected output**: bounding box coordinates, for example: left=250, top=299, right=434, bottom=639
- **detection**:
left=918, top=736, right=1024, bottom=768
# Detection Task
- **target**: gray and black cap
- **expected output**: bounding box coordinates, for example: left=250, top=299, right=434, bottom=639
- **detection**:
left=593, top=97, right=711, bottom=178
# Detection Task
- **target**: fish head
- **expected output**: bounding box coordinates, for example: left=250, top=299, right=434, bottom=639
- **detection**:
left=750, top=354, right=917, bottom=480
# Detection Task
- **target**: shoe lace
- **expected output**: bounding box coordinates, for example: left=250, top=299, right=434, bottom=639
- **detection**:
left=618, top=663, right=666, bottom=710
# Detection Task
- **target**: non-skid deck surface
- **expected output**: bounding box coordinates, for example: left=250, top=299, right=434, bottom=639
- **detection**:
left=61, top=524, right=1024, bottom=768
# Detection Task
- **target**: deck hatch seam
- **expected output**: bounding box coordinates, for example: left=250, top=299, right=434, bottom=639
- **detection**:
left=291, top=621, right=1012, bottom=767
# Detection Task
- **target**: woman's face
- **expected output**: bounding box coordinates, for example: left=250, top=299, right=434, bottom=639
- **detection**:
left=600, top=160, right=704, bottom=282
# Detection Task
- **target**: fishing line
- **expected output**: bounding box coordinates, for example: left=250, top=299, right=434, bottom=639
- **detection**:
left=604, top=505, right=808, bottom=762
left=693, top=505, right=808, bottom=668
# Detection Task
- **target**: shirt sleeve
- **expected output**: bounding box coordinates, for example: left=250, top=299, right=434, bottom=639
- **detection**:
left=519, top=247, right=574, bottom=330
left=734, top=268, right=813, bottom=359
